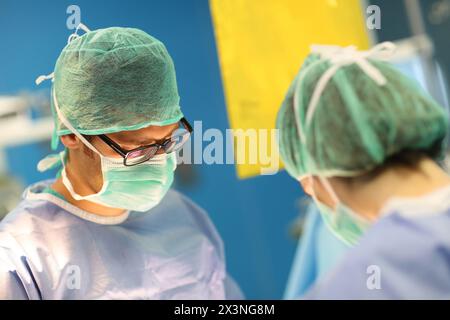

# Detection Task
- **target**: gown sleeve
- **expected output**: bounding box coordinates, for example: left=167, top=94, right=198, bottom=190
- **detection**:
left=179, top=193, right=244, bottom=300
left=0, top=233, right=40, bottom=300
left=305, top=213, right=450, bottom=299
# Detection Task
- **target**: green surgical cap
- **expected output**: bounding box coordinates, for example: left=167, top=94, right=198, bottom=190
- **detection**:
left=50, top=27, right=183, bottom=149
left=276, top=44, right=449, bottom=179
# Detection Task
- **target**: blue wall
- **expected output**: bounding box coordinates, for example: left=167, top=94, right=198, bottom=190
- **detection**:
left=0, top=0, right=300, bottom=298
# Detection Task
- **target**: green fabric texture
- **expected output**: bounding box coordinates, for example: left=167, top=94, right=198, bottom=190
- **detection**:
left=277, top=53, right=449, bottom=178
left=51, top=27, right=183, bottom=149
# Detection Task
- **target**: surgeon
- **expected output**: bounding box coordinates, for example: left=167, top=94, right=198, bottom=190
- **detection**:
left=277, top=42, right=450, bottom=299
left=0, top=24, right=242, bottom=299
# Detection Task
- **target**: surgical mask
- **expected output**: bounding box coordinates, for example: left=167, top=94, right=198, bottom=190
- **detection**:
left=60, top=150, right=176, bottom=212
left=38, top=88, right=177, bottom=212
left=305, top=175, right=372, bottom=246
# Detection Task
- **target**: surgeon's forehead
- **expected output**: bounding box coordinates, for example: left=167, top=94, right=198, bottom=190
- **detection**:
left=108, top=122, right=179, bottom=144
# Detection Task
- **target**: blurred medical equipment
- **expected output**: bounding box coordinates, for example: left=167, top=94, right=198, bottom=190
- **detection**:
left=390, top=35, right=449, bottom=109
left=0, top=175, right=22, bottom=220
left=0, top=94, right=53, bottom=219
left=404, top=0, right=449, bottom=109
left=0, top=94, right=53, bottom=169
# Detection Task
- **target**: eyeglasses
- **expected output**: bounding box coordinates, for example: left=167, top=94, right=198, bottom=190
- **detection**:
left=96, top=117, right=193, bottom=166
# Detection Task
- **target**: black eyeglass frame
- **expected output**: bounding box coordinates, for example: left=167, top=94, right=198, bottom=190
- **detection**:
left=94, top=117, right=193, bottom=166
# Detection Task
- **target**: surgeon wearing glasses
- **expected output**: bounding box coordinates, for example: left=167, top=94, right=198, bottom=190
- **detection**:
left=0, top=25, right=242, bottom=300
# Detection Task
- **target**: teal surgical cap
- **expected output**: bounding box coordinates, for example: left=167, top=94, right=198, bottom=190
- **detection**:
left=276, top=43, right=449, bottom=179
left=40, top=25, right=183, bottom=150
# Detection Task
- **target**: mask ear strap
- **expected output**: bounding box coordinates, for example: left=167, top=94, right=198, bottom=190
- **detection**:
left=60, top=162, right=87, bottom=201
left=53, top=88, right=111, bottom=201
left=59, top=151, right=106, bottom=201
left=59, top=152, right=84, bottom=201
left=318, top=176, right=340, bottom=204
left=308, top=175, right=340, bottom=205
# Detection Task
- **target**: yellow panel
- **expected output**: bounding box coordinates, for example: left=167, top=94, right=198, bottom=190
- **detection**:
left=210, top=0, right=370, bottom=179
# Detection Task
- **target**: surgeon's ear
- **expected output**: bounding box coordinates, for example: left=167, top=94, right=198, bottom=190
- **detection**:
left=299, top=178, right=314, bottom=196
left=60, top=134, right=83, bottom=150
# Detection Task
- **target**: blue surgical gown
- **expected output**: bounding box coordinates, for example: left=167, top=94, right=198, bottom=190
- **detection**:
left=0, top=180, right=242, bottom=300
left=284, top=204, right=349, bottom=299
left=306, top=184, right=450, bottom=299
